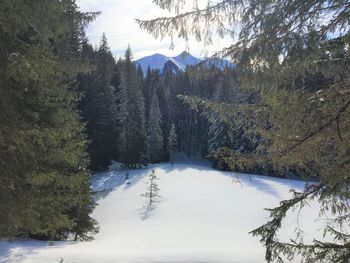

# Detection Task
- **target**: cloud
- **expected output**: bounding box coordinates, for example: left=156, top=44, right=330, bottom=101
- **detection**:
left=77, top=0, right=232, bottom=60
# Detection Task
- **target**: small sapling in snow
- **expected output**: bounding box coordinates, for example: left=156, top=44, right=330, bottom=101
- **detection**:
left=142, top=170, right=160, bottom=206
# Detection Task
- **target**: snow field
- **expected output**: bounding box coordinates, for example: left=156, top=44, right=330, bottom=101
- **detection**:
left=0, top=162, right=324, bottom=263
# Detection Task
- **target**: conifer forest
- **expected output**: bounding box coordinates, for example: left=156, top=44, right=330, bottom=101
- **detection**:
left=0, top=0, right=349, bottom=262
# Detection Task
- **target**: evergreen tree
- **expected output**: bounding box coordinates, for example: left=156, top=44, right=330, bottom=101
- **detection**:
left=168, top=124, right=177, bottom=167
left=138, top=0, right=350, bottom=261
left=142, top=170, right=160, bottom=206
left=0, top=0, right=98, bottom=240
left=208, top=78, right=232, bottom=152
left=143, top=67, right=154, bottom=120
left=156, top=74, right=171, bottom=161
left=146, top=94, right=164, bottom=163
left=118, top=47, right=146, bottom=167
left=79, top=34, right=118, bottom=170
left=207, top=113, right=229, bottom=152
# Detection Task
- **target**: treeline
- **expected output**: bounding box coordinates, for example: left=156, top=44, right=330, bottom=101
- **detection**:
left=78, top=35, right=263, bottom=172
left=78, top=39, right=168, bottom=170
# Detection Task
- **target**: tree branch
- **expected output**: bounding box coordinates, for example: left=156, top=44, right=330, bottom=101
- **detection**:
left=281, top=99, right=350, bottom=155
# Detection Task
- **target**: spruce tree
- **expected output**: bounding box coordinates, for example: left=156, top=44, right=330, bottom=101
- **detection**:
left=118, top=47, right=146, bottom=168
left=156, top=73, right=171, bottom=161
left=146, top=94, right=164, bottom=163
left=207, top=113, right=229, bottom=152
left=208, top=78, right=232, bottom=152
left=168, top=124, right=177, bottom=167
left=79, top=34, right=118, bottom=171
left=142, top=170, right=160, bottom=206
left=0, top=0, right=98, bottom=240
left=143, top=67, right=154, bottom=120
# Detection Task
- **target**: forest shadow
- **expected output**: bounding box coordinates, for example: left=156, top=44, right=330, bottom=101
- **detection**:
left=92, top=166, right=152, bottom=201
left=158, top=157, right=306, bottom=199
left=155, top=161, right=213, bottom=174
left=139, top=204, right=158, bottom=220
left=221, top=170, right=306, bottom=199
left=92, top=157, right=307, bottom=202
left=0, top=240, right=74, bottom=263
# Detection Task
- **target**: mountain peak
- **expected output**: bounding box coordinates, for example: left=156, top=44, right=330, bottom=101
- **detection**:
left=174, top=51, right=201, bottom=67
left=136, top=52, right=234, bottom=75
left=177, top=50, right=191, bottom=57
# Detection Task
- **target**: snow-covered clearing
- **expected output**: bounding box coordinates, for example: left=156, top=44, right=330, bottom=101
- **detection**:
left=0, top=159, right=323, bottom=263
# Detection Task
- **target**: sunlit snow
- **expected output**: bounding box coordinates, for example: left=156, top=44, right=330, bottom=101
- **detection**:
left=0, top=158, right=323, bottom=263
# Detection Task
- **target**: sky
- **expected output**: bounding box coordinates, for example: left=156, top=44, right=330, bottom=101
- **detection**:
left=77, top=0, right=231, bottom=60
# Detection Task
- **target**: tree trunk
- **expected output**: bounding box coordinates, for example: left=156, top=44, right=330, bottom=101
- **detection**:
left=170, top=151, right=174, bottom=167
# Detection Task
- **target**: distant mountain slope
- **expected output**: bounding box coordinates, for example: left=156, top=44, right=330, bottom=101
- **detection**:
left=136, top=53, right=169, bottom=73
left=163, top=59, right=185, bottom=74
left=174, top=51, right=201, bottom=67
left=135, top=51, right=234, bottom=74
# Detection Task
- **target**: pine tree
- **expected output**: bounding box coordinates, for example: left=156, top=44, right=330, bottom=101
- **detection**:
left=156, top=73, right=171, bottom=161
left=208, top=78, right=232, bottom=152
left=146, top=94, right=164, bottom=163
left=207, top=113, right=229, bottom=152
left=0, top=0, right=98, bottom=240
left=168, top=123, right=177, bottom=167
left=79, top=34, right=119, bottom=171
left=143, top=67, right=154, bottom=120
left=118, top=47, right=146, bottom=168
left=142, top=170, right=160, bottom=206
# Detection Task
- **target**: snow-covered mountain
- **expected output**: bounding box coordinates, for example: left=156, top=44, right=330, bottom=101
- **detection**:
left=163, top=59, right=185, bottom=74
left=136, top=53, right=169, bottom=73
left=136, top=51, right=234, bottom=74
left=174, top=51, right=201, bottom=67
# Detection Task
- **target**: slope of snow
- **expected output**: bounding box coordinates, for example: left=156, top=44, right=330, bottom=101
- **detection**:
left=0, top=160, right=325, bottom=263
left=136, top=53, right=169, bottom=73
left=174, top=51, right=202, bottom=66
left=167, top=57, right=186, bottom=72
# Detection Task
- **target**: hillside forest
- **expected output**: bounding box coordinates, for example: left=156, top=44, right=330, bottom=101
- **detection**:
left=0, top=0, right=349, bottom=262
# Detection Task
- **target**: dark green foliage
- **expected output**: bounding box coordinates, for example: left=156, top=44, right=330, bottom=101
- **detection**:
left=172, top=71, right=205, bottom=157
left=78, top=34, right=119, bottom=171
left=168, top=123, right=177, bottom=166
left=208, top=73, right=236, bottom=152
left=0, top=0, right=98, bottom=240
left=117, top=47, right=146, bottom=168
left=146, top=94, right=164, bottom=163
left=170, top=67, right=260, bottom=158
left=155, top=75, right=171, bottom=161
left=210, top=147, right=315, bottom=179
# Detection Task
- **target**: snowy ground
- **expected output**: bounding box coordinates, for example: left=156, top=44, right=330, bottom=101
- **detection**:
left=0, top=159, right=324, bottom=263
